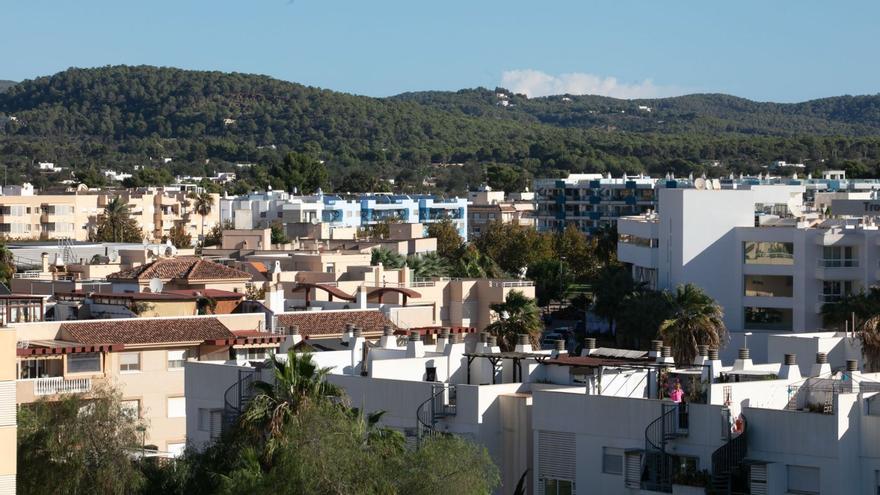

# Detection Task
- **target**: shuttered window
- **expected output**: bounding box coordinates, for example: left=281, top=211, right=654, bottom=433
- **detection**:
left=602, top=447, right=624, bottom=475
left=787, top=465, right=819, bottom=495
left=624, top=450, right=642, bottom=489
left=0, top=381, right=15, bottom=427
left=199, top=408, right=224, bottom=439
left=537, top=431, right=575, bottom=495
left=750, top=463, right=768, bottom=495
left=167, top=396, right=186, bottom=418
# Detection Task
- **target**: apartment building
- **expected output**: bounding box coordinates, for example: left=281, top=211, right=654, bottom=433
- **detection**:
left=467, top=186, right=536, bottom=238
left=189, top=327, right=880, bottom=495
left=13, top=313, right=277, bottom=456
left=0, top=328, right=15, bottom=495
left=534, top=173, right=683, bottom=234
left=0, top=185, right=219, bottom=243
left=220, top=191, right=468, bottom=241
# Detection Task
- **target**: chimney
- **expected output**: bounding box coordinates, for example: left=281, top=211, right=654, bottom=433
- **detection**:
left=649, top=340, right=663, bottom=359
left=379, top=324, right=397, bottom=349
left=733, top=348, right=752, bottom=371
left=707, top=348, right=722, bottom=380
left=279, top=325, right=302, bottom=353
left=580, top=337, right=597, bottom=357
left=657, top=346, right=675, bottom=365
left=779, top=353, right=801, bottom=380
left=342, top=323, right=354, bottom=344
left=41, top=252, right=49, bottom=273
left=478, top=332, right=489, bottom=352
left=406, top=331, right=425, bottom=358
left=810, top=352, right=831, bottom=377
left=350, top=327, right=365, bottom=374
left=486, top=335, right=500, bottom=353
left=514, top=334, right=532, bottom=353
left=845, top=359, right=860, bottom=393
left=551, top=339, right=566, bottom=358
left=693, top=345, right=709, bottom=366
left=435, top=328, right=450, bottom=353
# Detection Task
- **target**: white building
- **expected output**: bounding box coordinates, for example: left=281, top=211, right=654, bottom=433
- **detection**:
left=617, top=185, right=880, bottom=361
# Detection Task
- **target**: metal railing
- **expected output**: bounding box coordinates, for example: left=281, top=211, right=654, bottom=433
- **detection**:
left=416, top=384, right=457, bottom=445
left=14, top=271, right=44, bottom=279
left=33, top=376, right=92, bottom=396
left=711, top=414, right=748, bottom=493
left=818, top=258, right=858, bottom=268
left=222, top=369, right=257, bottom=431
left=643, top=403, right=687, bottom=492
left=488, top=280, right=535, bottom=288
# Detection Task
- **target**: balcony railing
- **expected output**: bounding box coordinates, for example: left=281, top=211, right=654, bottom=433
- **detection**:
left=33, top=376, right=92, bottom=396
left=818, top=259, right=858, bottom=268
left=488, top=280, right=535, bottom=288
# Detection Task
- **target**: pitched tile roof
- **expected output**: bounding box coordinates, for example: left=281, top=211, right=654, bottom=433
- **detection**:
left=275, top=310, right=398, bottom=337
left=60, top=317, right=235, bottom=345
left=107, top=257, right=252, bottom=281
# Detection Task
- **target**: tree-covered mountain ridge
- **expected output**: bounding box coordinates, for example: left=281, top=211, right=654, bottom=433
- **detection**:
left=3, top=65, right=880, bottom=137
left=2, top=65, right=880, bottom=195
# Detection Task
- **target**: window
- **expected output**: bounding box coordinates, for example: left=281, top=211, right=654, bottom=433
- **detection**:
left=167, top=349, right=187, bottom=370
left=744, top=275, right=793, bottom=297
left=821, top=280, right=854, bottom=303
left=236, top=348, right=272, bottom=361
left=119, top=352, right=141, bottom=372
left=543, top=479, right=573, bottom=495
left=325, top=262, right=335, bottom=273
left=167, top=396, right=186, bottom=418
left=67, top=352, right=101, bottom=373
left=602, top=447, right=623, bottom=475
left=619, top=234, right=659, bottom=248
left=198, top=408, right=224, bottom=439
left=744, top=307, right=793, bottom=331
left=743, top=241, right=794, bottom=265
left=821, top=246, right=858, bottom=267
left=787, top=465, right=819, bottom=495
left=121, top=399, right=140, bottom=419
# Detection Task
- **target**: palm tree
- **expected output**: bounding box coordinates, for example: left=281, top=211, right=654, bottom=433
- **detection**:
left=406, top=252, right=449, bottom=278
left=103, top=197, right=131, bottom=243
left=371, top=247, right=405, bottom=269
left=659, top=284, right=727, bottom=366
left=616, top=288, right=674, bottom=350
left=450, top=245, right=504, bottom=278
left=188, top=191, right=214, bottom=251
left=241, top=351, right=342, bottom=459
left=821, top=287, right=880, bottom=371
left=857, top=315, right=880, bottom=372
left=485, top=290, right=543, bottom=351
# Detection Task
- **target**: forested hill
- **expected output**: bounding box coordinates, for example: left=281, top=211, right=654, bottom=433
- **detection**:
left=1, top=65, right=880, bottom=195
left=0, top=81, right=16, bottom=93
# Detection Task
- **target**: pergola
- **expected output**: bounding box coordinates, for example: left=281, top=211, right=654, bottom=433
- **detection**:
left=290, top=283, right=356, bottom=308
left=366, top=286, right=421, bottom=306
left=463, top=351, right=554, bottom=384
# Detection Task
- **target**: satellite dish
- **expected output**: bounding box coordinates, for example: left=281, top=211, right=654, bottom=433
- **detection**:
left=310, top=218, right=319, bottom=225
left=712, top=179, right=722, bottom=190
left=149, top=277, right=164, bottom=294
left=694, top=178, right=706, bottom=190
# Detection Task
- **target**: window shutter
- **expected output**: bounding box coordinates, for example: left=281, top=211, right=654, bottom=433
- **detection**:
left=624, top=450, right=642, bottom=489
left=210, top=409, right=223, bottom=439
left=750, top=463, right=768, bottom=495
left=0, top=381, right=15, bottom=427
left=537, top=431, right=576, bottom=495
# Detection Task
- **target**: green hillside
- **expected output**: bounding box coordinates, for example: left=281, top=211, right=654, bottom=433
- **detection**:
left=1, top=65, right=879, bottom=194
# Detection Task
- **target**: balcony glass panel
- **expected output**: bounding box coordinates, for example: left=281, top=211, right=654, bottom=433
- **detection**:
left=744, top=307, right=793, bottom=331
left=743, top=241, right=794, bottom=265
left=744, top=275, right=793, bottom=297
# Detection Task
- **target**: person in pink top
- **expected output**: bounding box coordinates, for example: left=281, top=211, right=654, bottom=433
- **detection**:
left=669, top=382, right=684, bottom=403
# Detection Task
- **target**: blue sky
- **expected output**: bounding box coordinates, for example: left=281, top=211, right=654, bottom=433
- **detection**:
left=5, top=0, right=878, bottom=102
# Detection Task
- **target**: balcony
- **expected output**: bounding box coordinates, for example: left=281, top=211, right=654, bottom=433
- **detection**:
left=815, top=259, right=861, bottom=280
left=33, top=376, right=92, bottom=396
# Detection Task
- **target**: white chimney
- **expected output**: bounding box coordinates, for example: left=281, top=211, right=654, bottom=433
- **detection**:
left=551, top=339, right=566, bottom=358
left=580, top=338, right=597, bottom=357
left=657, top=346, right=675, bottom=365
left=486, top=335, right=501, bottom=353
left=278, top=325, right=302, bottom=353
left=379, top=325, right=397, bottom=349
left=342, top=323, right=354, bottom=344
left=778, top=353, right=801, bottom=380
left=406, top=331, right=425, bottom=358
left=649, top=340, right=663, bottom=360
left=733, top=348, right=752, bottom=371
left=707, top=348, right=723, bottom=380
left=845, top=359, right=860, bottom=393
left=693, top=345, right=709, bottom=366
left=810, top=352, right=831, bottom=377
left=350, top=327, right=365, bottom=374
left=477, top=332, right=489, bottom=353
left=435, top=329, right=450, bottom=353
left=514, top=334, right=532, bottom=353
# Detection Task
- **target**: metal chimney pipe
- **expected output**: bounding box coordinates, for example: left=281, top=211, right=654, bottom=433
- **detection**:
left=383, top=325, right=394, bottom=336
left=661, top=346, right=672, bottom=358
left=517, top=334, right=529, bottom=345
left=784, top=353, right=797, bottom=366
left=555, top=339, right=566, bottom=351
left=353, top=327, right=362, bottom=338
left=487, top=336, right=498, bottom=347
left=479, top=332, right=488, bottom=343
left=708, top=348, right=720, bottom=360
left=846, top=360, right=858, bottom=372
left=738, top=348, right=750, bottom=360
left=651, top=340, right=663, bottom=352
left=816, top=352, right=828, bottom=364
left=585, top=338, right=597, bottom=350
left=409, top=331, right=420, bottom=342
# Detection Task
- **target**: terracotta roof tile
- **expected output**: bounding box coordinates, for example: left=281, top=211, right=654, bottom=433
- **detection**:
left=275, top=310, right=398, bottom=337
left=60, top=317, right=235, bottom=345
left=107, top=257, right=252, bottom=281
